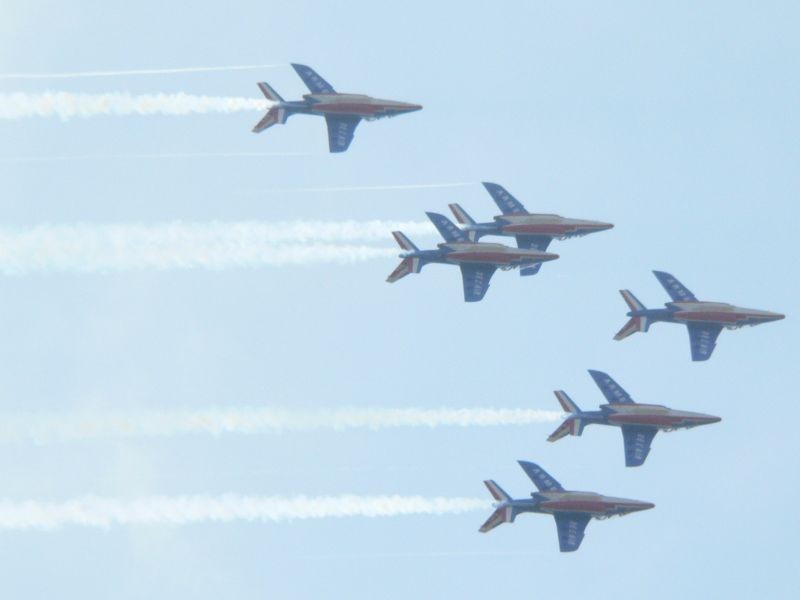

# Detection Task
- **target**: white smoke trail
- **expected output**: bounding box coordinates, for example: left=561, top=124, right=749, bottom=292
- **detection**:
left=0, top=495, right=488, bottom=530
left=0, top=407, right=563, bottom=444
left=0, top=220, right=436, bottom=274
left=260, top=182, right=475, bottom=194
left=0, top=92, right=269, bottom=121
left=0, top=64, right=281, bottom=80
left=0, top=151, right=310, bottom=162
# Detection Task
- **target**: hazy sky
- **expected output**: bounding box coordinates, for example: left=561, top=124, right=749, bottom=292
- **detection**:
left=0, top=2, right=797, bottom=598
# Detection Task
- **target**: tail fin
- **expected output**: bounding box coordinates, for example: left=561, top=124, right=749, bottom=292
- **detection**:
left=554, top=390, right=580, bottom=414
left=548, top=391, right=585, bottom=442
left=448, top=203, right=476, bottom=226
left=479, top=480, right=515, bottom=533
left=614, top=290, right=649, bottom=340
left=620, top=289, right=646, bottom=312
left=257, top=81, right=284, bottom=103
left=252, top=82, right=289, bottom=133
left=448, top=203, right=480, bottom=242
left=386, top=232, right=425, bottom=283
left=484, top=480, right=511, bottom=502
left=391, top=231, right=419, bottom=252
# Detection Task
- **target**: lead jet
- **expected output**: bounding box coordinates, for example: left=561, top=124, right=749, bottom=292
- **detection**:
left=387, top=212, right=559, bottom=302
left=448, top=182, right=613, bottom=276
left=615, top=271, right=784, bottom=361
left=479, top=461, right=653, bottom=552
left=251, top=63, right=422, bottom=153
left=548, top=370, right=720, bottom=467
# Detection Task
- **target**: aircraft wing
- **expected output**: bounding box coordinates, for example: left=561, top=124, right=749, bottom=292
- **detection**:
left=653, top=271, right=697, bottom=301
left=460, top=265, right=496, bottom=302
left=291, top=63, right=336, bottom=94
left=553, top=513, right=591, bottom=552
left=587, top=370, right=635, bottom=404
left=325, top=116, right=361, bottom=153
left=621, top=425, right=658, bottom=467
left=517, top=461, right=564, bottom=492
left=515, top=236, right=551, bottom=276
left=482, top=182, right=528, bottom=215
left=687, top=323, right=723, bottom=361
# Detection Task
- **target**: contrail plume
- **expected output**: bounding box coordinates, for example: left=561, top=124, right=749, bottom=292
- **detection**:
left=0, top=64, right=281, bottom=80
left=0, top=151, right=310, bottom=162
left=0, top=495, right=488, bottom=530
left=259, top=182, right=475, bottom=194
left=0, top=92, right=269, bottom=121
left=0, top=220, right=437, bottom=274
left=0, top=407, right=563, bottom=444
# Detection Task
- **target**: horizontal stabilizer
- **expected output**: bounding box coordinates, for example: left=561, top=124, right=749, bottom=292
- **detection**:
left=386, top=257, right=425, bottom=283
left=252, top=106, right=288, bottom=133
left=547, top=417, right=584, bottom=442
left=614, top=316, right=648, bottom=340
left=479, top=506, right=513, bottom=533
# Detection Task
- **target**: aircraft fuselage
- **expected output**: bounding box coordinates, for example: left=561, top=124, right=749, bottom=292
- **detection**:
left=436, top=242, right=558, bottom=268
left=287, top=93, right=422, bottom=120
left=502, top=491, right=653, bottom=519
left=664, top=301, right=785, bottom=329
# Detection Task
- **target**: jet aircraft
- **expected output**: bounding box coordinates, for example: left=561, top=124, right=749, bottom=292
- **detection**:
left=448, top=182, right=613, bottom=275
left=252, top=63, right=422, bottom=153
left=387, top=212, right=559, bottom=302
left=615, top=271, right=784, bottom=361
left=479, top=461, right=654, bottom=552
left=548, top=370, right=721, bottom=466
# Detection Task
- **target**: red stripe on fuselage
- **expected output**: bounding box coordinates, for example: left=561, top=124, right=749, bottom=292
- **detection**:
left=447, top=252, right=533, bottom=264
left=608, top=414, right=686, bottom=427
left=675, top=311, right=762, bottom=324
left=539, top=500, right=621, bottom=513
left=503, top=224, right=576, bottom=235
left=311, top=104, right=387, bottom=116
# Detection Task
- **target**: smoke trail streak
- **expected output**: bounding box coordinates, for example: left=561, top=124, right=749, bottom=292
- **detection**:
left=0, top=495, right=488, bottom=530
left=260, top=182, right=475, bottom=194
left=0, top=151, right=310, bottom=162
left=0, top=64, right=281, bottom=80
left=0, top=220, right=438, bottom=274
left=0, top=407, right=563, bottom=444
left=0, top=92, right=269, bottom=120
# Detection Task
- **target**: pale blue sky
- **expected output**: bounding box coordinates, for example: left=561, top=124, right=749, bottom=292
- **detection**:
left=0, top=1, right=798, bottom=598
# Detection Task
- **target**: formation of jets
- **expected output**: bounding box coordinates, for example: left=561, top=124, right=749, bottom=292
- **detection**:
left=387, top=183, right=611, bottom=301
left=250, top=64, right=785, bottom=553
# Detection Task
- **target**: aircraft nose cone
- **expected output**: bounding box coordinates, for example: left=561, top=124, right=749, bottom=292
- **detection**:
left=705, top=415, right=722, bottom=425
left=401, top=103, right=423, bottom=113
left=598, top=222, right=615, bottom=231
left=542, top=252, right=560, bottom=262
left=770, top=313, right=786, bottom=322
left=631, top=501, right=655, bottom=512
